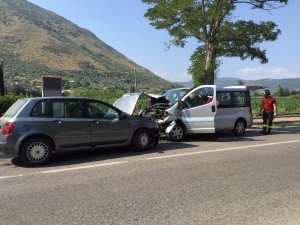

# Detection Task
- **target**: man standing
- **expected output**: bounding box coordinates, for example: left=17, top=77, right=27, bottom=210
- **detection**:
left=259, top=89, right=277, bottom=134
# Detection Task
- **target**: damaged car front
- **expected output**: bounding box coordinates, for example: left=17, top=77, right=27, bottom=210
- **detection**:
left=113, top=92, right=178, bottom=138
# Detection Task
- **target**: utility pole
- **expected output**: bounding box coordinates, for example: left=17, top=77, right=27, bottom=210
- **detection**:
left=0, top=58, right=4, bottom=96
left=134, top=68, right=137, bottom=92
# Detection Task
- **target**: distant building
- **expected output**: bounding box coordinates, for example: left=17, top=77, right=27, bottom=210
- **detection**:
left=30, top=79, right=42, bottom=85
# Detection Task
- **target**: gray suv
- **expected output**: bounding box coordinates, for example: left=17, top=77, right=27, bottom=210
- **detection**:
left=0, top=97, right=159, bottom=166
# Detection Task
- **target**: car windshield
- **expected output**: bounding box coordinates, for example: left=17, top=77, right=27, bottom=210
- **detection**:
left=3, top=99, right=29, bottom=117
left=163, top=88, right=190, bottom=105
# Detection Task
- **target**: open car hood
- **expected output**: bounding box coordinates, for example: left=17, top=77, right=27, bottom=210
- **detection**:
left=113, top=92, right=143, bottom=115
left=113, top=92, right=171, bottom=115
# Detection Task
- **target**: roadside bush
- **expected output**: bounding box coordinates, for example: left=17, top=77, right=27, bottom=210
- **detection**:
left=0, top=94, right=21, bottom=115
left=70, top=88, right=125, bottom=104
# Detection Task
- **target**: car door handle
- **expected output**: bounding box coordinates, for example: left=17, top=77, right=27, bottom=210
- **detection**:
left=211, top=105, right=216, bottom=112
left=52, top=120, right=62, bottom=123
left=90, top=120, right=100, bottom=124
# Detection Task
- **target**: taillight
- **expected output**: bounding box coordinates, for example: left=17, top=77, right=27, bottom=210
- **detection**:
left=2, top=122, right=16, bottom=135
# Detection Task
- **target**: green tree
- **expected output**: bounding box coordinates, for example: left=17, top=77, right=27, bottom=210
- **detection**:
left=237, top=80, right=245, bottom=85
left=275, top=85, right=290, bottom=96
left=9, top=84, right=27, bottom=96
left=142, top=0, right=288, bottom=85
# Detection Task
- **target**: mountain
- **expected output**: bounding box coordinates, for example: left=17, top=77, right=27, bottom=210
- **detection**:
left=0, top=0, right=177, bottom=90
left=216, top=77, right=300, bottom=93
left=177, top=77, right=300, bottom=94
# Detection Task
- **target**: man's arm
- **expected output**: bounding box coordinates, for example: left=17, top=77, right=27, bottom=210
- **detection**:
left=259, top=99, right=264, bottom=116
left=273, top=99, right=277, bottom=116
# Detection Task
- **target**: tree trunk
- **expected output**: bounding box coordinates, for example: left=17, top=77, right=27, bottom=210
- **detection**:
left=204, top=42, right=215, bottom=85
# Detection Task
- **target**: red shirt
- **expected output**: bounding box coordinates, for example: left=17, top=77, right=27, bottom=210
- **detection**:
left=262, top=96, right=276, bottom=112
left=205, top=97, right=212, bottom=104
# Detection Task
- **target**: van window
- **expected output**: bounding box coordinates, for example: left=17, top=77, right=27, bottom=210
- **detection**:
left=217, top=92, right=231, bottom=108
left=185, top=87, right=214, bottom=108
left=217, top=91, right=249, bottom=108
left=232, top=91, right=249, bottom=107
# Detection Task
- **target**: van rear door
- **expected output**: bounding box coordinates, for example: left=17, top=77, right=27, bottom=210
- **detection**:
left=180, top=85, right=217, bottom=134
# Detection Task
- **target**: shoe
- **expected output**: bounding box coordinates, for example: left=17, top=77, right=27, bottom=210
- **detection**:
left=260, top=131, right=267, bottom=135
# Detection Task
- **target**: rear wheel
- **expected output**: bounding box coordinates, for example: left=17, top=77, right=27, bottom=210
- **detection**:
left=166, top=123, right=186, bottom=142
left=132, top=129, right=151, bottom=152
left=20, top=137, right=53, bottom=166
left=233, top=119, right=246, bottom=136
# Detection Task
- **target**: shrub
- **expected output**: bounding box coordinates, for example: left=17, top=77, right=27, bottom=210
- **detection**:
left=0, top=94, right=21, bottom=115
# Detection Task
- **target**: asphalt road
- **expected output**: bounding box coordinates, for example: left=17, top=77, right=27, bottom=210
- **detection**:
left=1, top=127, right=300, bottom=225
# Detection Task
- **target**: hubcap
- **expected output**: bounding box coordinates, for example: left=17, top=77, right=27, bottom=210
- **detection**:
left=27, top=142, right=49, bottom=162
left=236, top=123, right=245, bottom=134
left=171, top=126, right=183, bottom=140
left=138, top=133, right=149, bottom=148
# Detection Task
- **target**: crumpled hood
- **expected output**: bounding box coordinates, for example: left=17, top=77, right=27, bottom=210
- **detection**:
left=114, top=92, right=171, bottom=115
left=113, top=92, right=143, bottom=115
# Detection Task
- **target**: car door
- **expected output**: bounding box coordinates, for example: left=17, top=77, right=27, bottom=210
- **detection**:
left=181, top=85, right=217, bottom=134
left=47, top=99, right=91, bottom=150
left=84, top=99, right=130, bottom=147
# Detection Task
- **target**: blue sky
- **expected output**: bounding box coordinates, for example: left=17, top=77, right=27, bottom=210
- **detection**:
left=28, top=0, right=300, bottom=82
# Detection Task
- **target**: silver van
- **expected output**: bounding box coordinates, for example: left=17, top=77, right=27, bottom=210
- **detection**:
left=165, top=85, right=253, bottom=141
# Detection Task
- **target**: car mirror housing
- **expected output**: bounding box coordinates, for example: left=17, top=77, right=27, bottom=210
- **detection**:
left=178, top=100, right=184, bottom=109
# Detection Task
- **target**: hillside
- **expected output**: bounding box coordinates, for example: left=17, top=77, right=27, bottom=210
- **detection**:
left=0, top=0, right=176, bottom=90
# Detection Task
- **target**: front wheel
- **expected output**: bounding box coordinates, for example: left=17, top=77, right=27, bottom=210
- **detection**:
left=132, top=129, right=152, bottom=152
left=20, top=137, right=53, bottom=167
left=166, top=123, right=186, bottom=142
left=232, top=119, right=246, bottom=136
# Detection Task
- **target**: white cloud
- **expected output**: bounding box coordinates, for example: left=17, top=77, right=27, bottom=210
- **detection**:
left=152, top=69, right=191, bottom=82
left=235, top=67, right=300, bottom=80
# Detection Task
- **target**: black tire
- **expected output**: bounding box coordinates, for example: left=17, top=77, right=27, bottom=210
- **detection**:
left=166, top=123, right=186, bottom=142
left=232, top=119, right=246, bottom=136
left=20, top=137, right=53, bottom=166
left=132, top=129, right=152, bottom=152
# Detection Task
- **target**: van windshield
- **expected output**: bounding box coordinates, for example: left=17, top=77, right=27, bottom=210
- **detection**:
left=163, top=88, right=190, bottom=105
left=3, top=99, right=29, bottom=117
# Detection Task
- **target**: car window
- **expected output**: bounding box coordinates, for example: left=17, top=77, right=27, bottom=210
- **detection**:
left=3, top=99, right=29, bottom=117
left=85, top=100, right=119, bottom=119
left=52, top=100, right=82, bottom=118
left=30, top=100, right=48, bottom=117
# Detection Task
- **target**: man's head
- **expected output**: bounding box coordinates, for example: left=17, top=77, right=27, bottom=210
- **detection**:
left=263, top=89, right=271, bottom=97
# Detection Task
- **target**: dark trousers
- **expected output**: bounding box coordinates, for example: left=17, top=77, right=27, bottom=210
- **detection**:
left=262, top=111, right=274, bottom=133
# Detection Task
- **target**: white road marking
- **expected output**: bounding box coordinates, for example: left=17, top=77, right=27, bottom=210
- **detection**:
left=42, top=161, right=129, bottom=174
left=1, top=139, right=300, bottom=180
left=146, top=139, right=300, bottom=160
left=0, top=161, right=128, bottom=180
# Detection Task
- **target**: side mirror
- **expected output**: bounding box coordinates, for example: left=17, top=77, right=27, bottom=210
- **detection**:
left=120, top=112, right=127, bottom=119
left=178, top=100, right=184, bottom=109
